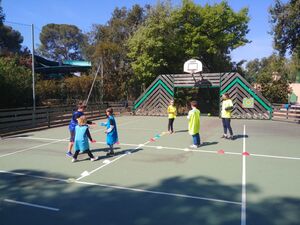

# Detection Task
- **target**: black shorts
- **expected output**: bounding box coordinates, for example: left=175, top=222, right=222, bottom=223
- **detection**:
left=70, top=130, right=75, bottom=142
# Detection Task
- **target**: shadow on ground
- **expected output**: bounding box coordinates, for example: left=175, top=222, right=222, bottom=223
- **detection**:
left=1, top=169, right=299, bottom=225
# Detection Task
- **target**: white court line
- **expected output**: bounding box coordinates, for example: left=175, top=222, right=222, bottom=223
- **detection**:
left=0, top=139, right=66, bottom=158
left=241, top=125, right=247, bottom=225
left=76, top=140, right=151, bottom=181
left=4, top=199, right=60, bottom=211
left=0, top=119, right=141, bottom=158
left=0, top=170, right=240, bottom=205
left=76, top=180, right=241, bottom=205
left=15, top=136, right=300, bottom=161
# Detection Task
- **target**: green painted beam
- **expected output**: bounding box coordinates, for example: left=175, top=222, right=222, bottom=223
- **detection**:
left=220, top=78, right=272, bottom=112
left=134, top=80, right=174, bottom=110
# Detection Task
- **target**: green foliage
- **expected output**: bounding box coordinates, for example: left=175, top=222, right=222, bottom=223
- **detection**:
left=0, top=0, right=4, bottom=24
left=259, top=75, right=290, bottom=103
left=38, top=24, right=86, bottom=61
left=0, top=0, right=24, bottom=54
left=86, top=5, right=147, bottom=100
left=245, top=54, right=291, bottom=103
left=127, top=0, right=250, bottom=87
left=0, top=56, right=32, bottom=108
left=269, top=0, right=300, bottom=56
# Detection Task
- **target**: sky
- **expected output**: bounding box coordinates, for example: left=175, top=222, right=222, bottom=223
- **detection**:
left=3, top=0, right=277, bottom=64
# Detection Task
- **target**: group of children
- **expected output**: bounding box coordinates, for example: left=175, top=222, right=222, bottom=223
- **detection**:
left=167, top=93, right=234, bottom=148
left=67, top=94, right=234, bottom=162
left=66, top=102, right=118, bottom=163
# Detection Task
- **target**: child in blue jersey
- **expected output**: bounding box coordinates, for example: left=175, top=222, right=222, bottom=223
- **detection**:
left=72, top=115, right=98, bottom=162
left=66, top=102, right=86, bottom=157
left=100, top=107, right=118, bottom=156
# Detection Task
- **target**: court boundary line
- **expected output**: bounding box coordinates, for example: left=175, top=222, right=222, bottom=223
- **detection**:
left=241, top=125, right=247, bottom=225
left=0, top=170, right=241, bottom=206
left=0, top=119, right=141, bottom=158
left=15, top=136, right=300, bottom=161
left=4, top=199, right=60, bottom=211
left=76, top=140, right=150, bottom=181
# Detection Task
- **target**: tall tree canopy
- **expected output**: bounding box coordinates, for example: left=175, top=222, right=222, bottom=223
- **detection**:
left=244, top=54, right=290, bottom=103
left=38, top=24, right=86, bottom=61
left=127, top=0, right=250, bottom=87
left=87, top=4, right=147, bottom=99
left=0, top=0, right=4, bottom=24
left=0, top=0, right=23, bottom=54
left=269, top=0, right=300, bottom=56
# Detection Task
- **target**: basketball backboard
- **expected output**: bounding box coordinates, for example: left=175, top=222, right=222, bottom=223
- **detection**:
left=184, top=59, right=203, bottom=74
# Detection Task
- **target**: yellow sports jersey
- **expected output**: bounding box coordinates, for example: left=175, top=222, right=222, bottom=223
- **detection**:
left=167, top=105, right=177, bottom=119
left=221, top=99, right=233, bottom=118
left=187, top=108, right=200, bottom=135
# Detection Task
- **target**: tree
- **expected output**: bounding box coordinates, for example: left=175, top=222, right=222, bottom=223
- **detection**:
left=0, top=0, right=4, bottom=25
left=0, top=0, right=23, bottom=54
left=245, top=54, right=291, bottom=103
left=86, top=4, right=147, bottom=100
left=0, top=56, right=32, bottom=108
left=38, top=24, right=86, bottom=61
left=127, top=0, right=250, bottom=87
left=269, top=0, right=300, bottom=56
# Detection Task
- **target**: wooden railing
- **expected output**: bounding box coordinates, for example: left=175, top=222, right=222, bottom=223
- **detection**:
left=272, top=104, right=300, bottom=123
left=0, top=102, right=132, bottom=136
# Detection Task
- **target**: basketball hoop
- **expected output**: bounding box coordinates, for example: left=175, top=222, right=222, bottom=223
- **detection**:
left=184, top=59, right=203, bottom=83
left=184, top=59, right=203, bottom=74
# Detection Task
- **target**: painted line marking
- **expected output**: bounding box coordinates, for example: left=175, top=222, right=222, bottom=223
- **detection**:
left=0, top=139, right=66, bottom=158
left=1, top=119, right=141, bottom=158
left=76, top=180, right=242, bottom=205
left=76, top=140, right=150, bottom=181
left=241, top=125, right=247, bottom=225
left=0, top=170, right=241, bottom=205
left=4, top=199, right=60, bottom=211
left=14, top=137, right=300, bottom=161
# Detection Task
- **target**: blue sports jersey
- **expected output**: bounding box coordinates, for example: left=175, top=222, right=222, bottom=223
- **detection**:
left=106, top=115, right=118, bottom=145
left=69, top=111, right=84, bottom=131
left=74, top=125, right=90, bottom=152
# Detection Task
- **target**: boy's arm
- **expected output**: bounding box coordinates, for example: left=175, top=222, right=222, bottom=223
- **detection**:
left=105, top=119, right=115, bottom=133
left=187, top=110, right=192, bottom=119
left=86, top=128, right=93, bottom=141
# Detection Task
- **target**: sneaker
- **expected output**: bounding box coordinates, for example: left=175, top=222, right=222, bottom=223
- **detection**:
left=189, top=145, right=198, bottom=148
left=72, top=158, right=78, bottom=163
left=106, top=151, right=115, bottom=156
left=221, top=134, right=227, bottom=138
left=227, top=135, right=234, bottom=140
left=66, top=152, right=73, bottom=157
left=90, top=156, right=99, bottom=162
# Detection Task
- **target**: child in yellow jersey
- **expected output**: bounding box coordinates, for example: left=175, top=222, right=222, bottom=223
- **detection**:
left=167, top=100, right=177, bottom=134
left=187, top=101, right=201, bottom=148
left=221, top=93, right=234, bottom=140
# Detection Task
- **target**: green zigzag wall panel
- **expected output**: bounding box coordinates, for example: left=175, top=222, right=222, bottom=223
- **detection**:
left=220, top=72, right=272, bottom=119
left=134, top=75, right=174, bottom=116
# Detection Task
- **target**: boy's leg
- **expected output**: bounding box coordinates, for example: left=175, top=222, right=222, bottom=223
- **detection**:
left=222, top=118, right=227, bottom=136
left=170, top=119, right=174, bottom=132
left=196, top=133, right=201, bottom=146
left=226, top=119, right=233, bottom=136
left=107, top=145, right=115, bottom=156
left=66, top=130, right=75, bottom=156
left=86, top=149, right=95, bottom=159
left=192, top=134, right=198, bottom=145
left=72, top=150, right=80, bottom=162
left=85, top=149, right=98, bottom=161
left=168, top=119, right=171, bottom=132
